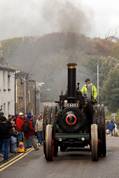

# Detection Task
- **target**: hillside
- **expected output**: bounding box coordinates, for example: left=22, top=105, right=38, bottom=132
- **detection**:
left=0, top=32, right=116, bottom=100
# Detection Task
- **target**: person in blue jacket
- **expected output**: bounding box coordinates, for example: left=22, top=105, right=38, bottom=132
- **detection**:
left=107, top=120, right=115, bottom=135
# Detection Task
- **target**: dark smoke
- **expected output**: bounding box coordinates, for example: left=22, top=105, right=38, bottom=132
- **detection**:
left=42, top=0, right=91, bottom=34
left=42, top=0, right=91, bottom=61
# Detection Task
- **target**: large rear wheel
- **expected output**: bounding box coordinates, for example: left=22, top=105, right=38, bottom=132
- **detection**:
left=93, top=105, right=106, bottom=158
left=91, top=124, right=98, bottom=161
left=45, top=124, right=54, bottom=161
left=98, top=105, right=106, bottom=157
left=98, top=127, right=106, bottom=157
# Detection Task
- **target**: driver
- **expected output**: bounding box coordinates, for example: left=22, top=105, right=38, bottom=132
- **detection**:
left=81, top=78, right=97, bottom=103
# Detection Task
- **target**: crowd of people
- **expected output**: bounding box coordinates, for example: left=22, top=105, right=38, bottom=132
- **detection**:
left=0, top=112, right=43, bottom=161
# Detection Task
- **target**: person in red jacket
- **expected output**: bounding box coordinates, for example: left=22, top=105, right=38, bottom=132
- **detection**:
left=16, top=112, right=25, bottom=131
left=24, top=113, right=39, bottom=150
left=16, top=112, right=25, bottom=142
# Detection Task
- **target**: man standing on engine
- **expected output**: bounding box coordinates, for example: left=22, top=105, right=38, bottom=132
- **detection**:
left=81, top=78, right=97, bottom=103
left=81, top=78, right=98, bottom=124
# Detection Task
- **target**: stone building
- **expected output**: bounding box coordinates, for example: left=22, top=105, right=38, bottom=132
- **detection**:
left=15, top=72, right=38, bottom=115
left=15, top=72, right=25, bottom=114
left=27, top=80, right=36, bottom=114
left=0, top=64, right=15, bottom=117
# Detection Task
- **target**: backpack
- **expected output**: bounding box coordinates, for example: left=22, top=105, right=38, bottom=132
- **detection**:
left=22, top=120, right=30, bottom=132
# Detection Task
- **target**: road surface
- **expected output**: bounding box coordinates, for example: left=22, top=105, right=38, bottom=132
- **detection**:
left=0, top=136, right=119, bottom=178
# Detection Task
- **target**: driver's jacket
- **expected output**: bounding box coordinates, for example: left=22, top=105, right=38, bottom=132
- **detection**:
left=81, top=84, right=97, bottom=100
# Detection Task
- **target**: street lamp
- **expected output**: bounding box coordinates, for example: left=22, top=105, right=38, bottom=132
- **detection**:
left=14, top=70, right=21, bottom=115
left=97, top=62, right=99, bottom=103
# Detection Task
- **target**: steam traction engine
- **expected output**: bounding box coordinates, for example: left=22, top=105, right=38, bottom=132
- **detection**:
left=43, top=63, right=106, bottom=161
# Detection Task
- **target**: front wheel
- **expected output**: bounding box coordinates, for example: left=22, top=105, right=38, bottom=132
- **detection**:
left=91, top=124, right=98, bottom=161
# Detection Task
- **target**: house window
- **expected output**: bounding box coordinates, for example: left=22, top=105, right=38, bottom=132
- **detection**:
left=3, top=71, right=5, bottom=90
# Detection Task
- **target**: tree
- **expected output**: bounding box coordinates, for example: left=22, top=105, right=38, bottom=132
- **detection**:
left=102, top=66, right=119, bottom=112
left=87, top=56, right=119, bottom=112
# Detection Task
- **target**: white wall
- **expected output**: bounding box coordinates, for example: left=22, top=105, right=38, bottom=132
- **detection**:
left=0, top=69, right=15, bottom=118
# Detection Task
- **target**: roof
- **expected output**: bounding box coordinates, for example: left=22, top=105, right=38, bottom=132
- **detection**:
left=0, top=64, right=16, bottom=72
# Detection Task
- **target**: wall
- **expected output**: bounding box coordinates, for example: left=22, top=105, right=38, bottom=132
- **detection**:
left=0, top=69, right=15, bottom=117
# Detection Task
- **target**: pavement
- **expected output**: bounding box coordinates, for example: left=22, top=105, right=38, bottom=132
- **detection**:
left=0, top=152, right=17, bottom=163
left=0, top=148, right=30, bottom=163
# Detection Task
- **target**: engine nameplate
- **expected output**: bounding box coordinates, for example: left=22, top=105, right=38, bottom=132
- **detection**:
left=65, top=103, right=79, bottom=108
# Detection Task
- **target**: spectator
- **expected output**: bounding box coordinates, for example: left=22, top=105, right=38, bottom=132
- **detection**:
left=23, top=112, right=39, bottom=150
left=113, top=122, right=119, bottom=136
left=35, top=114, right=43, bottom=145
left=10, top=117, right=18, bottom=153
left=8, top=114, right=12, bottom=121
left=107, top=120, right=115, bottom=136
left=0, top=112, right=12, bottom=161
left=23, top=113, right=33, bottom=148
left=16, top=112, right=25, bottom=142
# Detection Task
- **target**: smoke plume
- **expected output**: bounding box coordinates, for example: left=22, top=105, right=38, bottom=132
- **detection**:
left=42, top=0, right=91, bottom=61
left=42, top=0, right=91, bottom=34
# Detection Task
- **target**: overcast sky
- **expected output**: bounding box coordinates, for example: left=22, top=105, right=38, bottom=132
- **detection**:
left=0, top=0, right=119, bottom=40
